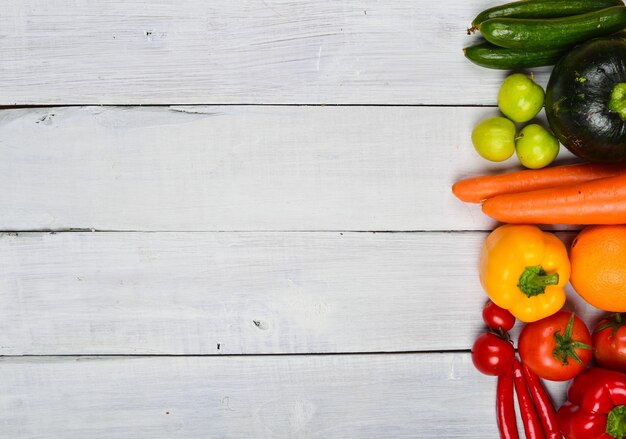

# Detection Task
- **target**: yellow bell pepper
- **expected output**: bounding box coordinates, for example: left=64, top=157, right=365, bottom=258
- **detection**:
left=479, top=224, right=570, bottom=323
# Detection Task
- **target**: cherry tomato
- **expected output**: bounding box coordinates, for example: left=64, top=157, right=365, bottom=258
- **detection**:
left=593, top=313, right=626, bottom=372
left=482, top=300, right=516, bottom=331
left=472, top=332, right=515, bottom=376
left=519, top=311, right=593, bottom=381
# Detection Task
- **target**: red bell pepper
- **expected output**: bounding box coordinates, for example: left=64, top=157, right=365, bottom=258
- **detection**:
left=557, top=367, right=626, bottom=439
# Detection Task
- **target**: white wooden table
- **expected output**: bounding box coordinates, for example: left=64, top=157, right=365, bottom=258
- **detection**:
left=0, top=1, right=598, bottom=437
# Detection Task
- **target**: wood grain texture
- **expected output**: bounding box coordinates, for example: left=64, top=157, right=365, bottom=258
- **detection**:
left=1, top=1, right=578, bottom=435
left=0, top=231, right=600, bottom=355
left=0, top=0, right=550, bottom=105
left=0, top=105, right=576, bottom=232
left=0, top=353, right=571, bottom=438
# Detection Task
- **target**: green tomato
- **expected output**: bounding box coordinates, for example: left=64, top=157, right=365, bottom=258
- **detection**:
left=515, top=124, right=560, bottom=169
left=498, top=73, right=545, bottom=123
left=471, top=116, right=516, bottom=162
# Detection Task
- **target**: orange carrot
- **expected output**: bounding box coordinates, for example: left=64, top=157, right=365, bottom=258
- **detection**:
left=482, top=173, right=626, bottom=225
left=452, top=162, right=626, bottom=203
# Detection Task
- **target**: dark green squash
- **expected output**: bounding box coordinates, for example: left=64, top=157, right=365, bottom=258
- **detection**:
left=545, top=34, right=626, bottom=162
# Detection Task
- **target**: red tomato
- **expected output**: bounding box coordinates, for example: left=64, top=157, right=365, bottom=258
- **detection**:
left=482, top=300, right=516, bottom=331
left=593, top=313, right=626, bottom=372
left=471, top=332, right=515, bottom=376
left=519, top=310, right=593, bottom=381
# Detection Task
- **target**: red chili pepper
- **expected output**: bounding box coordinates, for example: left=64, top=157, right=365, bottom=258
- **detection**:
left=557, top=367, right=626, bottom=439
left=497, top=365, right=519, bottom=439
left=522, top=362, right=561, bottom=439
left=513, top=359, right=545, bottom=439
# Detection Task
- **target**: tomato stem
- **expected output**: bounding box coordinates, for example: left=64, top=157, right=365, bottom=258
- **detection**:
left=597, top=313, right=626, bottom=339
left=490, top=327, right=513, bottom=343
left=553, top=313, right=593, bottom=366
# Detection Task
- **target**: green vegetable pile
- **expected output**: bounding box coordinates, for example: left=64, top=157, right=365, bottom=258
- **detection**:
left=466, top=0, right=626, bottom=166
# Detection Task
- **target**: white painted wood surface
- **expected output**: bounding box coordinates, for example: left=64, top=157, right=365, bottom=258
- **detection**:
left=0, top=0, right=551, bottom=105
left=0, top=105, right=576, bottom=232
left=0, top=353, right=570, bottom=438
left=0, top=231, right=600, bottom=355
left=0, top=1, right=587, bottom=437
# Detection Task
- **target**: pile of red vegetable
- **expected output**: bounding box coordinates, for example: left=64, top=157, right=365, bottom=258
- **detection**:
left=474, top=303, right=626, bottom=439
left=475, top=303, right=573, bottom=438
left=474, top=301, right=562, bottom=438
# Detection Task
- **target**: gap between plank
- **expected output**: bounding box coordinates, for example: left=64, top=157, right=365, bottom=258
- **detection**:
left=0, top=349, right=471, bottom=359
left=0, top=103, right=499, bottom=110
left=0, top=229, right=578, bottom=234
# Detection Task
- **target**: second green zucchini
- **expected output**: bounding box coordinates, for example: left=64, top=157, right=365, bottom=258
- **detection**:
left=464, top=42, right=566, bottom=69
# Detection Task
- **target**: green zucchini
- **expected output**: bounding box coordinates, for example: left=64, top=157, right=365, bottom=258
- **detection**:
left=479, top=6, right=626, bottom=50
left=472, top=0, right=624, bottom=27
left=464, top=41, right=565, bottom=69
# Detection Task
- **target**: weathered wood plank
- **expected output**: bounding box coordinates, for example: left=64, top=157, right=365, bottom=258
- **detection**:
left=0, top=231, right=599, bottom=355
left=0, top=353, right=570, bottom=438
left=0, top=0, right=548, bottom=105
left=0, top=105, right=574, bottom=232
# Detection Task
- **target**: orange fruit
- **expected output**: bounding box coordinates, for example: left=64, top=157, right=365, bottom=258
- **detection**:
left=570, top=225, right=626, bottom=312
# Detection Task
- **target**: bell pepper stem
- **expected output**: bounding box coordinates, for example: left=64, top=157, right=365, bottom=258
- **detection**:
left=518, top=265, right=559, bottom=298
left=607, top=405, right=626, bottom=438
